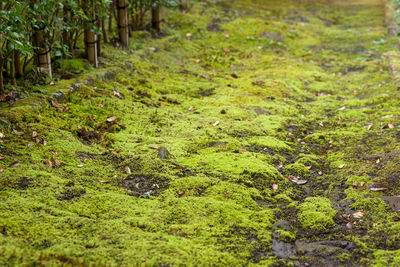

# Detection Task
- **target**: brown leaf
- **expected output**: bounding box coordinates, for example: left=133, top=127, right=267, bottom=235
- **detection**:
left=285, top=175, right=307, bottom=185
left=380, top=123, right=394, bottom=130
left=43, top=140, right=47, bottom=146
left=272, top=184, right=279, bottom=190
left=197, top=161, right=208, bottom=165
left=364, top=124, right=373, bottom=130
left=186, top=33, right=192, bottom=38
left=150, top=145, right=159, bottom=149
left=98, top=104, right=104, bottom=108
left=368, top=183, right=388, bottom=191
left=338, top=164, right=345, bottom=169
left=337, top=106, right=346, bottom=111
left=0, top=156, right=4, bottom=160
left=51, top=100, right=62, bottom=111
left=0, top=168, right=3, bottom=173
left=100, top=180, right=110, bottom=183
left=353, top=211, right=365, bottom=219
left=32, top=131, right=38, bottom=138
left=178, top=191, right=185, bottom=196
left=9, top=162, right=19, bottom=168
left=125, top=166, right=131, bottom=174
left=51, top=151, right=58, bottom=155
left=212, top=121, right=220, bottom=126
left=54, top=159, right=61, bottom=167
left=107, top=116, right=117, bottom=122
left=346, top=222, right=353, bottom=229
left=45, top=159, right=52, bottom=167
left=35, top=138, right=40, bottom=143
left=381, top=114, right=393, bottom=119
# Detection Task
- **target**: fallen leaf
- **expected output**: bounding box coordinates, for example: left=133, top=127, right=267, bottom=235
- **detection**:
left=35, top=138, right=40, bottom=143
left=0, top=132, right=4, bottom=138
left=51, top=151, right=58, bottom=155
left=125, top=166, right=131, bottom=174
left=43, top=140, right=47, bottom=146
left=9, top=162, right=19, bottom=168
left=381, top=123, right=394, bottom=130
left=51, top=100, right=62, bottom=111
left=368, top=183, right=388, bottom=191
left=337, top=106, right=346, bottom=111
left=195, top=59, right=200, bottom=63
left=338, top=164, right=345, bottom=169
left=186, top=33, right=192, bottom=38
left=32, top=131, right=38, bottom=138
left=272, top=184, right=278, bottom=190
left=27, top=143, right=33, bottom=147
left=364, top=124, right=373, bottom=130
left=45, top=159, right=52, bottom=167
left=178, top=191, right=185, bottom=196
left=285, top=175, right=307, bottom=185
left=306, top=165, right=312, bottom=170
left=197, top=161, right=208, bottom=165
left=150, top=145, right=159, bottom=149
left=188, top=106, right=193, bottom=111
left=353, top=211, right=365, bottom=219
left=212, top=121, right=220, bottom=126
left=107, top=116, right=117, bottom=122
left=77, top=164, right=83, bottom=168
left=224, top=34, right=230, bottom=38
left=319, top=121, right=324, bottom=127
left=98, top=104, right=104, bottom=108
left=54, top=159, right=61, bottom=167
left=381, top=114, right=393, bottom=119
left=100, top=180, right=110, bottom=183
left=0, top=157, right=4, bottom=160
left=346, top=222, right=353, bottom=229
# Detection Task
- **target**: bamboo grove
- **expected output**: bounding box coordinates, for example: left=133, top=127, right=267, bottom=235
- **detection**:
left=0, top=0, right=190, bottom=92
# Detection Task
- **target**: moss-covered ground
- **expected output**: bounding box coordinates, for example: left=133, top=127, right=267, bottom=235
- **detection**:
left=1, top=0, right=400, bottom=265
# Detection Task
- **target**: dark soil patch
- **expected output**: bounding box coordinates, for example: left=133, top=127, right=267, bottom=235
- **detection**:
left=15, top=177, right=33, bottom=190
left=122, top=174, right=169, bottom=197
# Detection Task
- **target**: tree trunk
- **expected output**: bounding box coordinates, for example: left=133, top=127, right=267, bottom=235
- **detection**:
left=117, top=0, right=129, bottom=47
left=33, top=29, right=52, bottom=79
left=14, top=50, right=23, bottom=78
left=151, top=4, right=161, bottom=32
left=102, top=18, right=108, bottom=43
left=84, top=25, right=98, bottom=67
left=10, top=52, right=17, bottom=86
left=0, top=58, right=4, bottom=93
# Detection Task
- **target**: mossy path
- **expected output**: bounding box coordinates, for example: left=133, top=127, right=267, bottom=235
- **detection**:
left=1, top=0, right=400, bottom=265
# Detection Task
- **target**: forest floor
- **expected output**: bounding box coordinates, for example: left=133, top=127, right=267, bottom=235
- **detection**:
left=1, top=0, right=400, bottom=266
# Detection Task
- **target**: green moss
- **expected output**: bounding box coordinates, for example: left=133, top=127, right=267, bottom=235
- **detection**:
left=297, top=197, right=337, bottom=232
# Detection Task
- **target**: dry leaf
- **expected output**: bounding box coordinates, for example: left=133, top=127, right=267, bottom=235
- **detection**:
left=54, top=159, right=61, bottom=167
left=45, top=159, right=52, bottom=167
left=125, top=166, right=131, bottom=174
left=27, top=143, right=33, bottom=147
left=150, top=145, right=159, bottom=149
left=338, top=106, right=346, bottom=111
left=43, top=140, right=47, bottom=146
left=272, top=184, right=278, bottom=190
left=178, top=191, right=185, bottom=196
left=186, top=33, right=192, bottom=38
left=197, top=161, right=208, bottom=165
left=368, top=183, right=388, bottom=191
left=51, top=100, right=62, bottom=111
left=9, top=162, right=19, bottom=168
left=35, top=138, right=40, bottom=143
left=107, top=116, right=117, bottom=122
left=346, top=222, right=353, bottom=229
left=353, top=211, right=365, bottom=219
left=32, top=131, right=38, bottom=138
left=212, top=121, right=220, bottom=126
left=338, top=164, right=345, bottom=169
left=98, top=104, right=104, bottom=108
left=100, top=180, right=110, bottom=183
left=381, top=114, right=393, bottom=119
left=380, top=123, right=394, bottom=130
left=364, top=124, right=373, bottom=130
left=51, top=151, right=58, bottom=155
left=285, top=175, right=307, bottom=185
left=77, top=164, right=83, bottom=168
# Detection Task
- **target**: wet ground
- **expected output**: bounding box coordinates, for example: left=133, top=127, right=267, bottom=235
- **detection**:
left=1, top=0, right=400, bottom=265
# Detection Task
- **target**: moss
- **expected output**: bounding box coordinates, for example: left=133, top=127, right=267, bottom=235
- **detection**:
left=297, top=197, right=337, bottom=232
